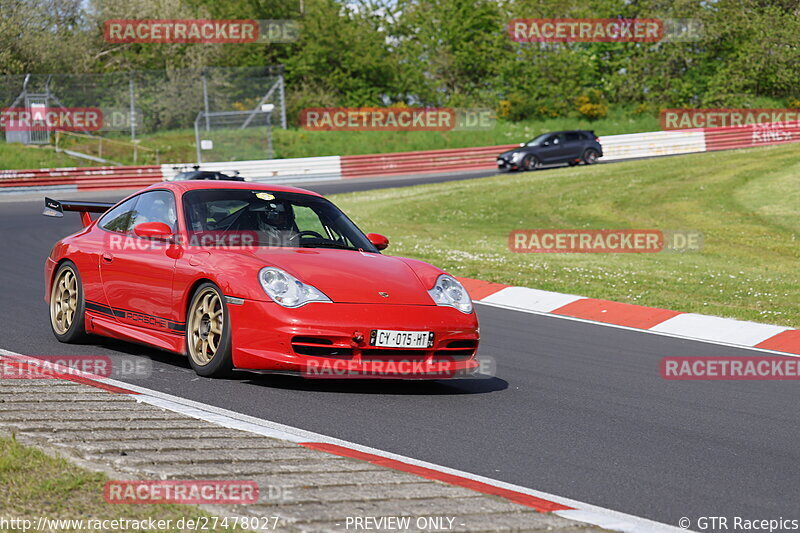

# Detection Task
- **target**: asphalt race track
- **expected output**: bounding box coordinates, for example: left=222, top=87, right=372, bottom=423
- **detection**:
left=0, top=172, right=797, bottom=528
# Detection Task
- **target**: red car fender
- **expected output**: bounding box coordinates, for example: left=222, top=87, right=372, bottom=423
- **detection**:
left=171, top=251, right=269, bottom=325
left=44, top=230, right=105, bottom=306
left=394, top=256, right=450, bottom=289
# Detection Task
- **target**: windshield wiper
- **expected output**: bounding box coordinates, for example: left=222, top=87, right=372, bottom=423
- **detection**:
left=300, top=241, right=358, bottom=251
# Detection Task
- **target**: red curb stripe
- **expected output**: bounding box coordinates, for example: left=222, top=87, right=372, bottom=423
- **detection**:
left=755, top=330, right=800, bottom=355
left=299, top=442, right=573, bottom=512
left=551, top=298, right=682, bottom=330
left=60, top=374, right=140, bottom=394
left=456, top=277, right=509, bottom=301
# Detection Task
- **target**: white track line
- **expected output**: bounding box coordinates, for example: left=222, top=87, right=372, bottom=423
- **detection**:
left=475, top=301, right=800, bottom=359
left=0, top=348, right=688, bottom=533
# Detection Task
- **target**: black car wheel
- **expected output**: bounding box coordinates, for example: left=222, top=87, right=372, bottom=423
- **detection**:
left=568, top=160, right=579, bottom=167
left=582, top=149, right=600, bottom=165
left=522, top=154, right=540, bottom=171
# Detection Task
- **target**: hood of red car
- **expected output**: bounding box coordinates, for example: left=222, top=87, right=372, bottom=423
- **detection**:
left=235, top=248, right=438, bottom=305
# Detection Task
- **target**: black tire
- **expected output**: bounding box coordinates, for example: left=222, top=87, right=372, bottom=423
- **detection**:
left=582, top=149, right=600, bottom=165
left=568, top=160, right=579, bottom=167
left=49, top=261, right=89, bottom=343
left=522, top=154, right=540, bottom=171
left=186, top=282, right=233, bottom=378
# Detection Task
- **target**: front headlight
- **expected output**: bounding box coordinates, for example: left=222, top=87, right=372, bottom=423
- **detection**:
left=428, top=275, right=473, bottom=314
left=511, top=151, right=525, bottom=162
left=258, top=267, right=331, bottom=308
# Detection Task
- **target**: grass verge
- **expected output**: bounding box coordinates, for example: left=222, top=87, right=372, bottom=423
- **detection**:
left=0, top=142, right=80, bottom=171
left=0, top=435, right=246, bottom=532
left=333, top=143, right=800, bottom=328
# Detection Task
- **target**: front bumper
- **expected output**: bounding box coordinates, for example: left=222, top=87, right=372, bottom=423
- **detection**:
left=229, top=300, right=480, bottom=379
left=496, top=157, right=519, bottom=170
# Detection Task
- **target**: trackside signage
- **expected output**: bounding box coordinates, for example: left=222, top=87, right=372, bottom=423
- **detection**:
left=104, top=19, right=299, bottom=44
left=508, top=230, right=703, bottom=253
left=661, top=357, right=800, bottom=380
left=104, top=480, right=259, bottom=504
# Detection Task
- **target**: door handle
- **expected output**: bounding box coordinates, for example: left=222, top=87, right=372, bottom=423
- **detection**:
left=102, top=252, right=113, bottom=263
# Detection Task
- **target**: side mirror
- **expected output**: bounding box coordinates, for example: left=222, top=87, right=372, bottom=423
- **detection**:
left=134, top=221, right=173, bottom=240
left=366, top=233, right=389, bottom=251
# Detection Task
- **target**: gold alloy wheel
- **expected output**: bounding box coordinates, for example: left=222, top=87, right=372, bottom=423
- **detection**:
left=50, top=268, right=78, bottom=335
left=188, top=288, right=224, bottom=366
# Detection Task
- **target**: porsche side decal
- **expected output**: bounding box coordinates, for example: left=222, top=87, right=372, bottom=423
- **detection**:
left=85, top=300, right=186, bottom=333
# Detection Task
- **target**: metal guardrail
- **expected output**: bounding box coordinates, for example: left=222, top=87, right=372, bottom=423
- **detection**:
left=340, top=145, right=516, bottom=179
left=161, top=156, right=342, bottom=183
left=703, top=123, right=800, bottom=152
left=0, top=165, right=162, bottom=191
left=598, top=130, right=706, bottom=161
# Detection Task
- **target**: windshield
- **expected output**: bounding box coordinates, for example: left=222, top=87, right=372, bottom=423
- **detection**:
left=525, top=134, right=550, bottom=146
left=182, top=189, right=378, bottom=252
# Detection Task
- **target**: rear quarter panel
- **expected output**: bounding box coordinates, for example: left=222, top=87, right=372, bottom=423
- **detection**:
left=45, top=226, right=106, bottom=307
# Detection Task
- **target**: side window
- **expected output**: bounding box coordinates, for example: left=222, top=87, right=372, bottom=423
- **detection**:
left=565, top=132, right=581, bottom=143
left=294, top=205, right=328, bottom=236
left=549, top=135, right=561, bottom=145
left=131, top=191, right=177, bottom=231
left=99, top=197, right=139, bottom=234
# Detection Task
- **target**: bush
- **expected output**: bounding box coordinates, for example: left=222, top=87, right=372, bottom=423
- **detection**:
left=575, top=89, right=608, bottom=120
left=496, top=100, right=512, bottom=120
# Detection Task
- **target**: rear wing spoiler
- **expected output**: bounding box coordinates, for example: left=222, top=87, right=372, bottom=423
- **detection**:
left=43, top=197, right=114, bottom=227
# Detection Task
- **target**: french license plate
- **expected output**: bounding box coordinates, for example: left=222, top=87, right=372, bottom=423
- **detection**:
left=370, top=330, right=433, bottom=348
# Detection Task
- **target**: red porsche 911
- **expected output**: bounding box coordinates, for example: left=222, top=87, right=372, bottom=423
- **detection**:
left=43, top=181, right=479, bottom=378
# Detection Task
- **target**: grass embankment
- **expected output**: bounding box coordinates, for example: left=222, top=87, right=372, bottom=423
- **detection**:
left=1, top=109, right=659, bottom=169
left=333, top=143, right=800, bottom=328
left=0, top=436, right=245, bottom=532
left=145, top=110, right=657, bottom=162
left=0, top=142, right=80, bottom=170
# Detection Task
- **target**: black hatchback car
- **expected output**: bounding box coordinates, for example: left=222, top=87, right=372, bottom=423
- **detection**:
left=169, top=166, right=245, bottom=182
left=496, top=130, right=603, bottom=171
